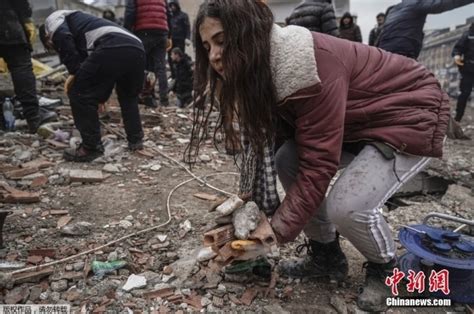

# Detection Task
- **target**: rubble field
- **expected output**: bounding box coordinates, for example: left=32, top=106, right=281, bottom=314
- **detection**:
left=0, top=88, right=473, bottom=314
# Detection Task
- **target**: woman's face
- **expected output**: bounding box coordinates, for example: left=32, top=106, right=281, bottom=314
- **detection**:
left=199, top=17, right=225, bottom=77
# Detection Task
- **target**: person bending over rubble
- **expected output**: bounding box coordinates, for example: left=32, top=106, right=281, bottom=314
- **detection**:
left=188, top=1, right=449, bottom=312
left=39, top=10, right=145, bottom=162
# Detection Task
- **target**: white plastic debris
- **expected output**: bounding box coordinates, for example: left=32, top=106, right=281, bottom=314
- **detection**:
left=122, top=274, right=147, bottom=292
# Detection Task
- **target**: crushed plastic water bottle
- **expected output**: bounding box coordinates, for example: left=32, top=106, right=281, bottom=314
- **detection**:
left=91, top=260, right=127, bottom=279
left=2, top=98, right=15, bottom=131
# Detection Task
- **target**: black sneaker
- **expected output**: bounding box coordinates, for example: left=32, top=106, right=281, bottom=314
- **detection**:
left=63, top=144, right=104, bottom=162
left=357, top=258, right=397, bottom=312
left=278, top=235, right=348, bottom=283
left=128, top=141, right=143, bottom=151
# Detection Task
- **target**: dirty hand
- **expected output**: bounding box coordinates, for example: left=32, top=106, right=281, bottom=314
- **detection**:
left=454, top=55, right=464, bottom=67
left=166, top=38, right=173, bottom=52
left=64, top=75, right=75, bottom=94
left=24, top=21, right=36, bottom=45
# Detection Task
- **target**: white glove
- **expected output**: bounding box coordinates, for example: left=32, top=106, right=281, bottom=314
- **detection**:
left=185, top=38, right=192, bottom=47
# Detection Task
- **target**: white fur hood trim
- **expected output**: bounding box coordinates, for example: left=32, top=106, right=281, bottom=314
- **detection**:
left=270, top=24, right=320, bottom=102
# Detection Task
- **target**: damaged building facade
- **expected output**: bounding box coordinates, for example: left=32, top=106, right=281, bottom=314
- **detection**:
left=418, top=16, right=474, bottom=97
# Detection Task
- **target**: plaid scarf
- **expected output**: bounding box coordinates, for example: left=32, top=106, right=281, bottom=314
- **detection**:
left=239, top=130, right=280, bottom=216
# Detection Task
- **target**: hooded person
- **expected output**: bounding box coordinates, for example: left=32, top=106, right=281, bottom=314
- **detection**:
left=377, top=0, right=474, bottom=59
left=286, top=0, right=339, bottom=37
left=339, top=12, right=362, bottom=42
left=40, top=10, right=146, bottom=162
left=168, top=0, right=191, bottom=77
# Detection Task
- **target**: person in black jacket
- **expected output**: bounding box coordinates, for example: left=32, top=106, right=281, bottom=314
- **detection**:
left=339, top=12, right=362, bottom=42
left=452, top=23, right=474, bottom=122
left=368, top=12, right=385, bottom=46
left=168, top=0, right=191, bottom=77
left=169, top=0, right=191, bottom=53
left=40, top=10, right=145, bottom=162
left=377, top=0, right=474, bottom=59
left=0, top=0, right=49, bottom=133
left=286, top=0, right=339, bottom=37
left=170, top=47, right=193, bottom=107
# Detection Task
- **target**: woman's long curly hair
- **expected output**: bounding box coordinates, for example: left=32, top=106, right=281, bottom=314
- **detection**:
left=186, top=0, right=277, bottom=162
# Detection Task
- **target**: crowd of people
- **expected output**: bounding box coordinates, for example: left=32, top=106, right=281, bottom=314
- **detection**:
left=1, top=0, right=473, bottom=312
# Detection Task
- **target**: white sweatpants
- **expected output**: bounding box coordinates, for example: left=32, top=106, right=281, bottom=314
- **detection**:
left=275, top=140, right=430, bottom=263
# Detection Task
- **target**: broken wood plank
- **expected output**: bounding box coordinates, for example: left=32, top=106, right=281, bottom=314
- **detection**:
left=0, top=182, right=40, bottom=204
left=69, top=170, right=104, bottom=183
left=12, top=267, right=54, bottom=285
left=28, top=249, right=56, bottom=258
left=143, top=287, right=175, bottom=300
left=5, top=167, right=39, bottom=180
left=21, top=159, right=54, bottom=170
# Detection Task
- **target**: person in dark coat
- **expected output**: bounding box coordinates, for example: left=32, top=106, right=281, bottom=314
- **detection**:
left=368, top=12, right=385, bottom=46
left=286, top=0, right=339, bottom=37
left=452, top=23, right=474, bottom=122
left=40, top=10, right=145, bottom=162
left=0, top=0, right=48, bottom=133
left=168, top=0, right=191, bottom=77
left=168, top=0, right=191, bottom=53
left=170, top=47, right=193, bottom=107
left=377, top=0, right=474, bottom=59
left=339, top=12, right=362, bottom=42
left=124, top=0, right=171, bottom=108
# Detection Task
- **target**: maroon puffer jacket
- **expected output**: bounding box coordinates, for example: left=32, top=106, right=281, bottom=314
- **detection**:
left=134, top=0, right=168, bottom=32
left=271, top=32, right=450, bottom=243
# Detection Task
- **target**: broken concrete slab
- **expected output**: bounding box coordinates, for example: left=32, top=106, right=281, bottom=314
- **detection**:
left=233, top=202, right=261, bottom=240
left=442, top=184, right=474, bottom=208
left=216, top=195, right=244, bottom=216
left=69, top=170, right=105, bottom=183
left=395, top=172, right=451, bottom=196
